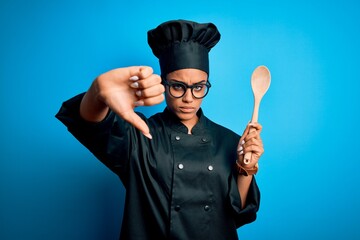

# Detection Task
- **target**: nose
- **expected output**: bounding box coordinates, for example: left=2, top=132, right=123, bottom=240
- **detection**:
left=182, top=88, right=194, bottom=102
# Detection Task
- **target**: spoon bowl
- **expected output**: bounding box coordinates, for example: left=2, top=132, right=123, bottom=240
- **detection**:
left=251, top=66, right=271, bottom=101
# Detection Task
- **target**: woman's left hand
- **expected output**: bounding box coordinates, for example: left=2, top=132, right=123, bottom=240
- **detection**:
left=237, top=122, right=264, bottom=167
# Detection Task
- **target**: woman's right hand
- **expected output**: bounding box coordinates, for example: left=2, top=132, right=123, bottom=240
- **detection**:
left=80, top=66, right=165, bottom=139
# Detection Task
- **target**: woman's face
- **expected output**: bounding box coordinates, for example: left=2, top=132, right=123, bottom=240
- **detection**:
left=165, top=68, right=208, bottom=128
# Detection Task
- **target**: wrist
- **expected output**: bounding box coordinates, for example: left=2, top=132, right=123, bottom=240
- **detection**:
left=80, top=83, right=109, bottom=122
left=235, top=160, right=258, bottom=176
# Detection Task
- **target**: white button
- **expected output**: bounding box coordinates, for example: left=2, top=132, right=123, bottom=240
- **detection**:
left=175, top=136, right=181, bottom=141
left=208, top=165, right=214, bottom=171
left=178, top=163, right=184, bottom=170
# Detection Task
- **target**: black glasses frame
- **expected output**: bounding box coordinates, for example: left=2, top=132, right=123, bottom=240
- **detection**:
left=162, top=79, right=211, bottom=99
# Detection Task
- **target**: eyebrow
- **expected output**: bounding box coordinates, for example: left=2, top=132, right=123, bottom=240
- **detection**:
left=168, top=79, right=207, bottom=85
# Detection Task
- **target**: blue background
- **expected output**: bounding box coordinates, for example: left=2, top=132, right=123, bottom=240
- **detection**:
left=1, top=0, right=360, bottom=239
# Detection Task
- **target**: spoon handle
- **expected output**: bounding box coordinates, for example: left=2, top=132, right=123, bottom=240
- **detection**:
left=243, top=99, right=260, bottom=164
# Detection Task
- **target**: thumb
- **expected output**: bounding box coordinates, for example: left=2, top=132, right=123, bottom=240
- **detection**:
left=241, top=123, right=251, bottom=140
left=121, top=109, right=152, bottom=139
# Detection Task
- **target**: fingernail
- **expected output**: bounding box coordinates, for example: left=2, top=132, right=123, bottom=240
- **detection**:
left=239, top=150, right=244, bottom=155
left=143, top=132, right=152, bottom=139
left=134, top=100, right=144, bottom=107
left=129, top=76, right=139, bottom=81
left=136, top=90, right=142, bottom=97
left=241, top=140, right=245, bottom=145
left=130, top=82, right=139, bottom=88
left=237, top=146, right=243, bottom=152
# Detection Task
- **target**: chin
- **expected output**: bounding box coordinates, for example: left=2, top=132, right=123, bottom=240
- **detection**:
left=176, top=111, right=196, bottom=121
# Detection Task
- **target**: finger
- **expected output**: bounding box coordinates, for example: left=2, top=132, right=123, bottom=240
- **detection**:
left=103, top=66, right=145, bottom=79
left=237, top=122, right=252, bottom=148
left=243, top=137, right=263, bottom=150
left=249, top=122, right=263, bottom=133
left=238, top=152, right=244, bottom=162
left=243, top=141, right=264, bottom=154
left=241, top=124, right=251, bottom=140
left=135, top=74, right=162, bottom=89
left=246, top=144, right=264, bottom=154
left=138, top=66, right=154, bottom=79
left=242, top=146, right=264, bottom=161
left=120, top=109, right=152, bottom=139
left=237, top=124, right=250, bottom=152
left=125, top=66, right=154, bottom=80
left=245, top=130, right=261, bottom=141
left=242, top=141, right=263, bottom=161
left=134, top=94, right=165, bottom=107
left=237, top=137, right=246, bottom=152
left=136, top=84, right=165, bottom=98
left=245, top=123, right=264, bottom=140
left=141, top=94, right=165, bottom=106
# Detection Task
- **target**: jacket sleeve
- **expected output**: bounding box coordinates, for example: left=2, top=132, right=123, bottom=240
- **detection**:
left=229, top=173, right=261, bottom=228
left=55, top=93, right=142, bottom=184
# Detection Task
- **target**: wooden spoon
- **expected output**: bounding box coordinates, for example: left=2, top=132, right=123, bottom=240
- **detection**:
left=243, top=65, right=271, bottom=164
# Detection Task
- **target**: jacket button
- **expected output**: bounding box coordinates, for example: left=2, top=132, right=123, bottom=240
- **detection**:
left=175, top=205, right=181, bottom=211
left=207, top=165, right=214, bottom=171
left=204, top=205, right=210, bottom=211
left=201, top=137, right=207, bottom=142
left=175, top=136, right=181, bottom=141
left=178, top=163, right=184, bottom=170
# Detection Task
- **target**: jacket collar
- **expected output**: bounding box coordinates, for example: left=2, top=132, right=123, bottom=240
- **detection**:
left=162, top=107, right=207, bottom=135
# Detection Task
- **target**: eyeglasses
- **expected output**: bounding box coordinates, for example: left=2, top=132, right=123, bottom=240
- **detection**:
left=162, top=79, right=211, bottom=99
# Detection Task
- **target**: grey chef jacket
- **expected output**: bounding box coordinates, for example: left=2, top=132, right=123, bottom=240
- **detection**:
left=56, top=93, right=260, bottom=240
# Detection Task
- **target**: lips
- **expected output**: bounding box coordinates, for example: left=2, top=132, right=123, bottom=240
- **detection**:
left=179, top=106, right=195, bottom=113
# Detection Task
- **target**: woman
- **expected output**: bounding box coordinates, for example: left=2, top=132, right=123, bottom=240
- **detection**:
left=56, top=20, right=264, bottom=240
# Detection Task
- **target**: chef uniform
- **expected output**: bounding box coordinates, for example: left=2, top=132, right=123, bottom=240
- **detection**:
left=56, top=20, right=260, bottom=240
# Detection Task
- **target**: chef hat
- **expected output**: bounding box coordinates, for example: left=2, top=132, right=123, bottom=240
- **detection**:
left=147, top=19, right=221, bottom=77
